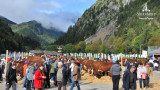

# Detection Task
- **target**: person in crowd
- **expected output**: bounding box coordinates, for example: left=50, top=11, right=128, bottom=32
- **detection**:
left=22, top=60, right=28, bottom=89
left=69, top=59, right=74, bottom=82
left=110, top=61, right=121, bottom=90
left=158, top=57, right=160, bottom=71
left=147, top=57, right=150, bottom=63
left=26, top=62, right=35, bottom=90
left=6, top=64, right=17, bottom=90
left=62, top=61, right=69, bottom=90
left=7, top=58, right=13, bottom=71
left=148, top=58, right=154, bottom=70
left=54, top=58, right=58, bottom=86
left=34, top=64, right=46, bottom=90
left=67, top=58, right=72, bottom=83
left=123, top=66, right=137, bottom=90
left=145, top=63, right=153, bottom=87
left=1, top=57, right=5, bottom=73
left=153, top=58, right=159, bottom=71
left=137, top=63, right=147, bottom=90
left=0, top=60, right=3, bottom=83
left=49, top=58, right=54, bottom=80
left=50, top=59, right=55, bottom=82
left=34, top=62, right=39, bottom=73
left=32, top=62, right=39, bottom=89
left=44, top=61, right=51, bottom=88
left=134, top=61, right=139, bottom=79
left=70, top=61, right=81, bottom=90
left=124, top=59, right=131, bottom=71
left=99, top=56, right=102, bottom=61
left=57, top=62, right=63, bottom=90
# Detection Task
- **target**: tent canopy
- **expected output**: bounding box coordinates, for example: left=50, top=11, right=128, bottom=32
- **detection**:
left=148, top=48, right=160, bottom=55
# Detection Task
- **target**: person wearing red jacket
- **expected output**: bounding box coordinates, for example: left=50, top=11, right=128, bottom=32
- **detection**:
left=34, top=64, right=46, bottom=90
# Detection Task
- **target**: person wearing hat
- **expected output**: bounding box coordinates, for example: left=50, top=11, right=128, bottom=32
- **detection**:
left=22, top=60, right=29, bottom=89
left=70, top=61, right=81, bottom=90
left=123, top=66, right=137, bottom=90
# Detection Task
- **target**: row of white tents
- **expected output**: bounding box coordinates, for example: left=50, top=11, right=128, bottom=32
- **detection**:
left=63, top=53, right=148, bottom=60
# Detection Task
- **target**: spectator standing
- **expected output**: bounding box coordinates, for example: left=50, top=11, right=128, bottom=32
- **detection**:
left=34, top=62, right=39, bottom=73
left=22, top=60, right=28, bottom=89
left=134, top=61, right=139, bottom=79
left=0, top=60, right=3, bottom=83
left=34, top=64, right=46, bottom=90
left=148, top=58, right=154, bottom=70
left=57, top=62, right=63, bottom=90
left=50, top=59, right=55, bottom=81
left=124, top=59, right=131, bottom=71
left=145, top=63, right=153, bottom=87
left=153, top=59, right=159, bottom=71
left=6, top=64, right=17, bottom=90
left=69, top=59, right=74, bottom=82
left=1, top=57, right=5, bottom=73
left=158, top=57, right=160, bottom=71
left=44, top=61, right=51, bottom=88
left=62, top=61, right=69, bottom=90
left=7, top=58, right=13, bottom=71
left=123, top=67, right=137, bottom=90
left=32, top=62, right=39, bottom=89
left=110, top=61, right=121, bottom=90
left=54, top=58, right=58, bottom=86
left=137, top=63, right=147, bottom=90
left=26, top=63, right=35, bottom=90
left=70, top=61, right=81, bottom=90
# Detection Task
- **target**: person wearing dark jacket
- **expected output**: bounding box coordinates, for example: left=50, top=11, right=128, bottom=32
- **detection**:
left=134, top=61, right=139, bottom=79
left=0, top=61, right=3, bottom=83
left=44, top=61, right=51, bottom=88
left=62, top=62, right=68, bottom=90
left=123, top=66, right=137, bottom=90
left=124, top=59, right=131, bottom=71
left=110, top=61, right=121, bottom=90
left=6, top=64, right=17, bottom=90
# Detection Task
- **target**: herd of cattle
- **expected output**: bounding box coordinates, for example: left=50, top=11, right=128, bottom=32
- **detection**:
left=13, top=56, right=147, bottom=78
left=79, top=59, right=147, bottom=78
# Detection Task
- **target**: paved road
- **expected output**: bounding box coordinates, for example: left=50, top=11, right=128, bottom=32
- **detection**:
left=0, top=80, right=114, bottom=90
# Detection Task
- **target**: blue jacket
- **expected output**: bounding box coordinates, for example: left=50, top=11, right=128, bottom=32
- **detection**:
left=123, top=70, right=136, bottom=90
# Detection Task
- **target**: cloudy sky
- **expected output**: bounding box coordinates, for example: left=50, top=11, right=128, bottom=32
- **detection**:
left=0, top=0, right=97, bottom=32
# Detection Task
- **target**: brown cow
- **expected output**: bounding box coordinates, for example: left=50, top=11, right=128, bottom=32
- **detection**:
left=82, top=60, right=94, bottom=74
left=15, top=56, right=45, bottom=78
left=93, top=61, right=114, bottom=78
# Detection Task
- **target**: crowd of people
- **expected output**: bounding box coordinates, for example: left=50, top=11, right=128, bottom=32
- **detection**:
left=110, top=58, right=158, bottom=90
left=0, top=55, right=81, bottom=90
left=0, top=55, right=160, bottom=90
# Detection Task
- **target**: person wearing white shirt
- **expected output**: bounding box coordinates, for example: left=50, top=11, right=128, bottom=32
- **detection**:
left=70, top=59, right=74, bottom=82
left=137, top=63, right=147, bottom=90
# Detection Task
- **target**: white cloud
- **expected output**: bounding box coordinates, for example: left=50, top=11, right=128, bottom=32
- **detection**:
left=0, top=0, right=81, bottom=32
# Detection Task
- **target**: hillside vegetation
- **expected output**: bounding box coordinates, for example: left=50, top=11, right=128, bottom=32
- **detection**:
left=53, top=0, right=160, bottom=54
left=0, top=19, right=40, bottom=53
left=11, top=21, right=64, bottom=48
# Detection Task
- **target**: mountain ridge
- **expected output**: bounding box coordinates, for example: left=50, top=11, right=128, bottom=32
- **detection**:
left=10, top=20, right=65, bottom=48
left=0, top=16, right=16, bottom=24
